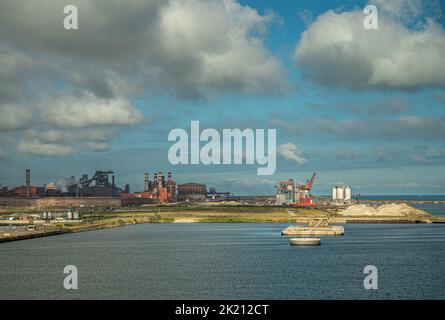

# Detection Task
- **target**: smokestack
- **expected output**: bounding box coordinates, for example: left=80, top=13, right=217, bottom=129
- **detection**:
left=25, top=169, right=30, bottom=198
left=158, top=172, right=163, bottom=191
left=112, top=175, right=115, bottom=187
left=168, top=172, right=172, bottom=182
left=144, top=173, right=149, bottom=192
left=153, top=173, right=158, bottom=193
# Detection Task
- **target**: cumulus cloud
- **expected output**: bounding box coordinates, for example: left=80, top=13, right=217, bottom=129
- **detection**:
left=24, top=128, right=116, bottom=145
left=294, top=1, right=445, bottom=89
left=0, top=104, right=32, bottom=131
left=152, top=0, right=288, bottom=97
left=84, top=141, right=110, bottom=152
left=277, top=143, right=307, bottom=165
left=41, top=93, right=143, bottom=128
left=0, top=0, right=289, bottom=157
left=0, top=0, right=288, bottom=98
left=17, top=139, right=75, bottom=157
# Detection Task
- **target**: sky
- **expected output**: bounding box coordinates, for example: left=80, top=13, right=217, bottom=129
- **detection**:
left=0, top=0, right=445, bottom=195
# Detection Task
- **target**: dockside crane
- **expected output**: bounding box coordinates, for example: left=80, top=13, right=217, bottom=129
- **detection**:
left=290, top=172, right=317, bottom=207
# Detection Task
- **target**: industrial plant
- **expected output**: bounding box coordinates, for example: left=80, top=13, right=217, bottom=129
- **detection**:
left=121, top=172, right=177, bottom=205
left=276, top=173, right=317, bottom=206
left=0, top=169, right=122, bottom=198
left=0, top=168, right=353, bottom=208
left=0, top=168, right=234, bottom=207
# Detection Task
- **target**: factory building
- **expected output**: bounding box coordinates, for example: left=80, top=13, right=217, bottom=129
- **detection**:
left=11, top=169, right=38, bottom=197
left=177, top=183, right=207, bottom=201
left=78, top=170, right=121, bottom=197
left=332, top=185, right=352, bottom=205
left=276, top=179, right=296, bottom=205
left=0, top=169, right=123, bottom=198
left=121, top=171, right=177, bottom=206
left=276, top=173, right=317, bottom=206
left=207, top=187, right=231, bottom=200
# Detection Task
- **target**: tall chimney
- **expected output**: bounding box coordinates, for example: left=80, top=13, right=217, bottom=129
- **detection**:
left=168, top=172, right=172, bottom=183
left=158, top=172, right=163, bottom=191
left=144, top=173, right=149, bottom=192
left=154, top=173, right=158, bottom=193
left=25, top=169, right=30, bottom=198
left=112, top=175, right=115, bottom=187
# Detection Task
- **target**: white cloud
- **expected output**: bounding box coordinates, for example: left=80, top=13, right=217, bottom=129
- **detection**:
left=84, top=141, right=110, bottom=152
left=294, top=6, right=445, bottom=89
left=153, top=0, right=288, bottom=97
left=41, top=93, right=143, bottom=128
left=0, top=0, right=289, bottom=158
left=17, top=139, right=75, bottom=157
left=0, top=0, right=288, bottom=98
left=277, top=143, right=307, bottom=165
left=24, top=128, right=116, bottom=144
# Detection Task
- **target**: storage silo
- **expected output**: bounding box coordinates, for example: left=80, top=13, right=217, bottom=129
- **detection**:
left=332, top=186, right=337, bottom=202
left=336, top=186, right=344, bottom=201
left=344, top=186, right=352, bottom=203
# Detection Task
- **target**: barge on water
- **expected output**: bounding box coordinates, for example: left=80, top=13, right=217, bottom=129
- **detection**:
left=282, top=218, right=344, bottom=236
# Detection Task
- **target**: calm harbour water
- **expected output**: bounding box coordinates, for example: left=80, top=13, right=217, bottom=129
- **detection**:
left=1, top=223, right=444, bottom=300
left=412, top=203, right=445, bottom=216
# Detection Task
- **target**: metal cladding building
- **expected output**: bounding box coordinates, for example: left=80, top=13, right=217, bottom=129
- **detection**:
left=276, top=179, right=296, bottom=205
left=177, top=183, right=207, bottom=201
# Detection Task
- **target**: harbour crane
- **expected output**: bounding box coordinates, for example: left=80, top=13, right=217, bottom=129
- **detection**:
left=290, top=172, right=317, bottom=207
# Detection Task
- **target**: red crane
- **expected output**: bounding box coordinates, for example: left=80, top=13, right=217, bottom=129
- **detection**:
left=303, top=173, right=316, bottom=191
left=290, top=172, right=317, bottom=207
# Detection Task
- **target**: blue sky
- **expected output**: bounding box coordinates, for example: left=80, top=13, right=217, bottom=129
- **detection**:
left=0, top=0, right=444, bottom=195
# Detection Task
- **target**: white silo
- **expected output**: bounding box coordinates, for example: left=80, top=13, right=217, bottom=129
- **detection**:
left=332, top=187, right=337, bottom=202
left=336, top=186, right=344, bottom=201
left=344, top=186, right=352, bottom=203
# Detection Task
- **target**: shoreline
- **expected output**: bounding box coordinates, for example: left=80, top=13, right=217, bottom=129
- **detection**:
left=1, top=202, right=444, bottom=243
left=1, top=215, right=444, bottom=244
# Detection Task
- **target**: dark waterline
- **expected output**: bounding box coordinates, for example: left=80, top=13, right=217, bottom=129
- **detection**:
left=0, top=223, right=444, bottom=300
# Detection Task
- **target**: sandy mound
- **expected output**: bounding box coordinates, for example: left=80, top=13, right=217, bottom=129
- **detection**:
left=339, top=203, right=428, bottom=217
